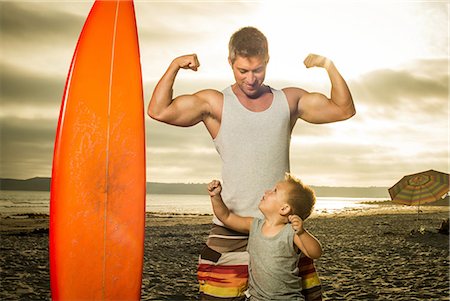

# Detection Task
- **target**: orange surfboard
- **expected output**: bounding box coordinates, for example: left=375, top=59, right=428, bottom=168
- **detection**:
left=49, top=1, right=145, bottom=299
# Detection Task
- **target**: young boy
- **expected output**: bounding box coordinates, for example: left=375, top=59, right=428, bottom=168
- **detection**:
left=207, top=173, right=322, bottom=301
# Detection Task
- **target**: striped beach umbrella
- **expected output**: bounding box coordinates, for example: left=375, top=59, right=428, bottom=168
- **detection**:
left=388, top=169, right=449, bottom=206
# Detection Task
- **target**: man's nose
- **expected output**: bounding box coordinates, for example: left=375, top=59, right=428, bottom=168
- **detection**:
left=247, top=72, right=256, bottom=84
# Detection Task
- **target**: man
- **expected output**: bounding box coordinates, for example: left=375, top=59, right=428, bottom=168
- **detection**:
left=148, top=27, right=355, bottom=301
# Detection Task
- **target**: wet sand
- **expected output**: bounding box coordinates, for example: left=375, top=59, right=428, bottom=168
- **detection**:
left=1, top=207, right=449, bottom=300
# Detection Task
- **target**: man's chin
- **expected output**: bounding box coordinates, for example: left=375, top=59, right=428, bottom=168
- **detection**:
left=244, top=89, right=260, bottom=99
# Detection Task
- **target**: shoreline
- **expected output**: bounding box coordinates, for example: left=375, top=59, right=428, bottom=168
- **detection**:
left=1, top=205, right=448, bottom=233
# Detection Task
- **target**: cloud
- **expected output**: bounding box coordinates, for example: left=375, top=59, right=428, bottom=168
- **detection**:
left=146, top=119, right=213, bottom=150
left=0, top=2, right=87, bottom=44
left=0, top=62, right=65, bottom=106
left=0, top=117, right=57, bottom=178
left=135, top=1, right=251, bottom=36
left=351, top=58, right=448, bottom=118
left=0, top=2, right=90, bottom=81
left=290, top=141, right=448, bottom=187
left=145, top=118, right=221, bottom=183
left=147, top=149, right=221, bottom=183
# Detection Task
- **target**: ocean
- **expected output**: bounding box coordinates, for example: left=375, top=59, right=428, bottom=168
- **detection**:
left=0, top=190, right=386, bottom=217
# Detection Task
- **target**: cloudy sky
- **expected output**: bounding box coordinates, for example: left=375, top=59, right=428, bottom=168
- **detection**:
left=0, top=0, right=448, bottom=187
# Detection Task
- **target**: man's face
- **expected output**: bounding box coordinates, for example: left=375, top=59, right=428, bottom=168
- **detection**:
left=230, top=55, right=268, bottom=98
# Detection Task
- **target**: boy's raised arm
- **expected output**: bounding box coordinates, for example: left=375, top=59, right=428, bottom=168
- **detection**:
left=208, top=180, right=253, bottom=234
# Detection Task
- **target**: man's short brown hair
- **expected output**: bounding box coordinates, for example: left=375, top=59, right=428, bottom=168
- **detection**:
left=228, top=26, right=269, bottom=64
left=284, top=173, right=316, bottom=220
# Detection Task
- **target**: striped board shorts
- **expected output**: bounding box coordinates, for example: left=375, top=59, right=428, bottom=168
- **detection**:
left=197, top=224, right=323, bottom=301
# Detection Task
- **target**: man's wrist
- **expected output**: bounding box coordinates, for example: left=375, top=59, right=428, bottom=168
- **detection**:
left=168, top=60, right=181, bottom=72
left=324, top=59, right=334, bottom=71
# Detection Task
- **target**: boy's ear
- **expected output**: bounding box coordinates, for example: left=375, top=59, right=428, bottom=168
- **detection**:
left=279, top=204, right=291, bottom=216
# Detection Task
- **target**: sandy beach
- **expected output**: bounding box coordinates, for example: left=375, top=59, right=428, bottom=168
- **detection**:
left=1, top=206, right=449, bottom=300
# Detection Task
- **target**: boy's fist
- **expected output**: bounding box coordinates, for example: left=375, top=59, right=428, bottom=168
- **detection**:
left=288, top=214, right=305, bottom=234
left=208, top=180, right=222, bottom=197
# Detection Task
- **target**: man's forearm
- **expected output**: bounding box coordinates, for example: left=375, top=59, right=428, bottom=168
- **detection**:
left=148, top=63, right=179, bottom=118
left=326, top=62, right=355, bottom=117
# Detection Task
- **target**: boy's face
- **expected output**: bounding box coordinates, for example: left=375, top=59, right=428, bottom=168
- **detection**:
left=258, top=181, right=290, bottom=215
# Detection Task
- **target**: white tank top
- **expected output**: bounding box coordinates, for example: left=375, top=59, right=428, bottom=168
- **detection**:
left=213, top=86, right=291, bottom=225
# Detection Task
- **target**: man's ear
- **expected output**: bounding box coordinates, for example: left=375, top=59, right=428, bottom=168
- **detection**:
left=279, top=204, right=291, bottom=216
left=228, top=57, right=233, bottom=67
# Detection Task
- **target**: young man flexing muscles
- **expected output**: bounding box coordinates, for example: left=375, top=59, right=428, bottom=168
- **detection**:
left=148, top=27, right=355, bottom=301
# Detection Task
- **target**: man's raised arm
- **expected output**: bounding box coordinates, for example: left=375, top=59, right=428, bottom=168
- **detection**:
left=148, top=54, right=209, bottom=127
left=285, top=54, right=356, bottom=125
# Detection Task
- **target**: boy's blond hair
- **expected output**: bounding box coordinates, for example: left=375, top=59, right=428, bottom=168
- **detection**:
left=284, top=173, right=316, bottom=220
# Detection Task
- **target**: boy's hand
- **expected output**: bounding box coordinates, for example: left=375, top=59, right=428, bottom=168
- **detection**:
left=207, top=180, right=222, bottom=197
left=288, top=215, right=305, bottom=234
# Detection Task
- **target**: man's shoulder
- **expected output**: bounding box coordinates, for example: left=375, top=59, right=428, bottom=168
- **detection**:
left=281, top=87, right=308, bottom=96
left=195, top=89, right=224, bottom=120
left=195, top=88, right=223, bottom=101
left=281, top=87, right=309, bottom=105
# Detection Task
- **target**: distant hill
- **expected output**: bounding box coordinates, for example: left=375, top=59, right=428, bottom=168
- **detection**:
left=0, top=177, right=208, bottom=195
left=0, top=177, right=51, bottom=191
left=0, top=178, right=206, bottom=195
left=0, top=177, right=391, bottom=198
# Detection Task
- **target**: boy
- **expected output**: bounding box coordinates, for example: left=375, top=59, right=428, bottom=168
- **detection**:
left=208, top=173, right=322, bottom=300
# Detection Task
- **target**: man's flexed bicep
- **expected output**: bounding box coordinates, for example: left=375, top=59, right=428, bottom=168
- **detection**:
left=284, top=54, right=355, bottom=126
left=151, top=92, right=211, bottom=126
left=298, top=92, right=351, bottom=124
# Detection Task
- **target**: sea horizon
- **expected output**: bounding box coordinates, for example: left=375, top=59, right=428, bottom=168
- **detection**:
left=0, top=190, right=394, bottom=218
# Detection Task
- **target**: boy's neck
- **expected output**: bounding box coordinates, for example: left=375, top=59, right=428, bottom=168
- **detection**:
left=264, top=212, right=289, bottom=225
left=261, top=215, right=289, bottom=236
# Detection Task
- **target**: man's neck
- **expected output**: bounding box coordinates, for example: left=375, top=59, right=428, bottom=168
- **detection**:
left=231, top=84, right=273, bottom=112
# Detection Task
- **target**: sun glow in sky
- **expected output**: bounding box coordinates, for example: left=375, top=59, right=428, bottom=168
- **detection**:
left=0, top=0, right=448, bottom=187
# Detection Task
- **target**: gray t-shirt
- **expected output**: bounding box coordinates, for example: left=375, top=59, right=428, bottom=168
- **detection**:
left=247, top=218, right=304, bottom=301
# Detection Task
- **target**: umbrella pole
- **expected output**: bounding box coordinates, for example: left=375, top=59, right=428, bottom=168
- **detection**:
left=417, top=202, right=420, bottom=222
left=414, top=203, right=420, bottom=231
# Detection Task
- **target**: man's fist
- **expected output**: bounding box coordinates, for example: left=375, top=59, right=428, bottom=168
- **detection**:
left=173, top=54, right=200, bottom=71
left=303, top=53, right=333, bottom=70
